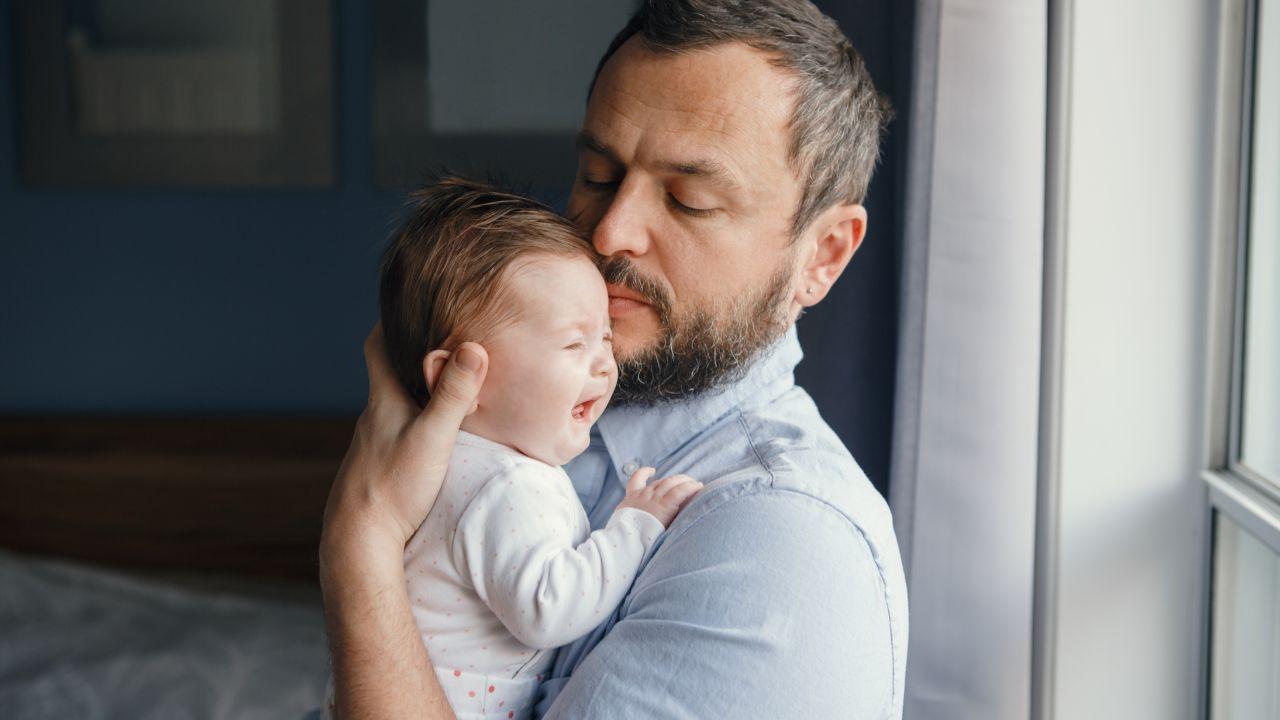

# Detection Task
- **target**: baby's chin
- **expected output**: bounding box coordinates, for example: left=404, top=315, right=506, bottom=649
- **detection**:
left=466, top=414, right=592, bottom=467
left=528, top=430, right=592, bottom=468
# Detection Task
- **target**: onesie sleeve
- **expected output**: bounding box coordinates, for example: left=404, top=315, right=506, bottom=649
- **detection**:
left=452, top=464, right=664, bottom=649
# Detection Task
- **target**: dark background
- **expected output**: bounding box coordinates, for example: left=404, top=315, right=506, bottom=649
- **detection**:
left=0, top=0, right=911, bottom=494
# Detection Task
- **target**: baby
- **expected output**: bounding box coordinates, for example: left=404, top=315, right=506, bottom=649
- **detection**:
left=323, top=178, right=701, bottom=720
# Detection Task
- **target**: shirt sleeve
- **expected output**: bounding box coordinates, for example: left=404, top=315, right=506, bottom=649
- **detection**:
left=452, top=464, right=665, bottom=650
left=540, top=487, right=898, bottom=720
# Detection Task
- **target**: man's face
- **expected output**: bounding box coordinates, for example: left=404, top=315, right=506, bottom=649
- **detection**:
left=566, top=38, right=805, bottom=404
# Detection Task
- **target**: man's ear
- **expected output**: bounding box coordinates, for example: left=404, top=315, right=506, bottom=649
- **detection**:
left=795, top=203, right=867, bottom=307
left=422, top=349, right=452, bottom=395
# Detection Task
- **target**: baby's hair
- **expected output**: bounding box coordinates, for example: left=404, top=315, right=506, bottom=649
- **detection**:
left=380, top=177, right=597, bottom=406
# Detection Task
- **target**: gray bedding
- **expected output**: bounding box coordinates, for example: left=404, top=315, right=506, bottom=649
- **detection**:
left=0, top=550, right=328, bottom=719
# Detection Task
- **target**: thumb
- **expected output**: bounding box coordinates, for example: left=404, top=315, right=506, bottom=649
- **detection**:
left=626, top=466, right=656, bottom=495
left=408, top=342, right=488, bottom=448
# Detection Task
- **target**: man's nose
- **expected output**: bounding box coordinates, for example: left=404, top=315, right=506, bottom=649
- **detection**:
left=591, top=178, right=652, bottom=259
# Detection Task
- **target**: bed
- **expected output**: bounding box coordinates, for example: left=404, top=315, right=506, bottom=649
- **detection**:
left=0, top=417, right=354, bottom=719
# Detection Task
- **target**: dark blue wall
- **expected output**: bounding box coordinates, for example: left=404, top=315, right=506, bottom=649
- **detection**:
left=1, top=0, right=401, bottom=413
left=0, top=0, right=907, bottom=493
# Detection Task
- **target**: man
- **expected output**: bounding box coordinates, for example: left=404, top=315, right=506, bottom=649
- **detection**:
left=320, top=1, right=907, bottom=718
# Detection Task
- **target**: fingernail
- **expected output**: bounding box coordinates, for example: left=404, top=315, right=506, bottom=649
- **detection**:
left=456, top=346, right=482, bottom=371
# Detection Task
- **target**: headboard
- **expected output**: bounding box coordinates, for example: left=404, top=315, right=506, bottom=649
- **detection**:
left=0, top=417, right=355, bottom=582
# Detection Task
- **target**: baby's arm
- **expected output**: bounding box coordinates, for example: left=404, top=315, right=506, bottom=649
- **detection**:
left=452, top=465, right=700, bottom=649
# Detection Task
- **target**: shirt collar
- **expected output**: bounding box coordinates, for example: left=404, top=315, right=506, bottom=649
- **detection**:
left=594, top=325, right=803, bottom=480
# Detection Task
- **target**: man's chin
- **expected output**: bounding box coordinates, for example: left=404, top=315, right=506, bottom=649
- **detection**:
left=609, top=314, right=663, bottom=361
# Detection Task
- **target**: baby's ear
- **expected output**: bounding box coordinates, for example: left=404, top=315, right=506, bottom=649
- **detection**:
left=422, top=349, right=452, bottom=395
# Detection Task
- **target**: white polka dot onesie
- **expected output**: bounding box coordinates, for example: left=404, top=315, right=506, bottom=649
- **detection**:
left=324, top=430, right=664, bottom=720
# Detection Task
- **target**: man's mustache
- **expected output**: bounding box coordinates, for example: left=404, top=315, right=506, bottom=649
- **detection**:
left=600, top=257, right=673, bottom=320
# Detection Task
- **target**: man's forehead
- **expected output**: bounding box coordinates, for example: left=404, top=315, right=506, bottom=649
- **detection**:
left=586, top=38, right=796, bottom=169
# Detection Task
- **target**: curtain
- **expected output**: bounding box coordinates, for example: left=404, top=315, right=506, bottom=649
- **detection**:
left=889, top=1, right=1048, bottom=718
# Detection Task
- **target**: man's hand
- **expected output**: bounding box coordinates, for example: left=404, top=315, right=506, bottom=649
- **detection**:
left=321, top=325, right=488, bottom=558
left=319, top=325, right=486, bottom=720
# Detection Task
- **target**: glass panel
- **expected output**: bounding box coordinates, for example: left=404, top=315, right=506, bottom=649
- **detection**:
left=425, top=2, right=628, bottom=135
left=1210, top=513, right=1280, bottom=719
left=372, top=0, right=634, bottom=189
left=1242, top=0, right=1280, bottom=484
left=16, top=0, right=333, bottom=186
left=69, top=0, right=280, bottom=135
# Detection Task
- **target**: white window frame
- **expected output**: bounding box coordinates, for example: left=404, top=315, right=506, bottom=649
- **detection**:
left=1204, top=0, right=1280, bottom=545
left=1203, top=0, right=1280, bottom=714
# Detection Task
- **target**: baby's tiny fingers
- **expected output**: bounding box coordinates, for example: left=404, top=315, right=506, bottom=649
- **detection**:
left=675, top=490, right=701, bottom=514
left=657, top=475, right=703, bottom=501
left=665, top=481, right=703, bottom=509
left=647, top=474, right=693, bottom=497
left=625, top=466, right=657, bottom=495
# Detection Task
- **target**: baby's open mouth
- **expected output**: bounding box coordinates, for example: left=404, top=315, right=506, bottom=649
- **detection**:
left=571, top=397, right=599, bottom=422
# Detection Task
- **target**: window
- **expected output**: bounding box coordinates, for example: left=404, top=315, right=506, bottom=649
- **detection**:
left=15, top=0, right=334, bottom=186
left=1240, top=0, right=1280, bottom=489
left=1207, top=0, right=1280, bottom=716
left=1210, top=515, right=1280, bottom=718
left=370, top=0, right=634, bottom=190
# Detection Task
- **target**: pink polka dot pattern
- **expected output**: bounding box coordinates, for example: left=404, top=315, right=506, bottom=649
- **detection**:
left=434, top=666, right=540, bottom=717
left=396, top=433, right=666, bottom=719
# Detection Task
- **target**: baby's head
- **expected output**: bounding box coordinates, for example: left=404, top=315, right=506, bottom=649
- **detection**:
left=381, top=178, right=617, bottom=466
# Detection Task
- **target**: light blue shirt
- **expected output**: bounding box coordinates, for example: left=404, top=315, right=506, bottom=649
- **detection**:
left=534, top=327, right=908, bottom=719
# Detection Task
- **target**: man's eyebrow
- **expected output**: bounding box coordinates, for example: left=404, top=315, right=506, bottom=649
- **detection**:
left=576, top=131, right=622, bottom=165
left=577, top=130, right=741, bottom=193
left=656, top=157, right=742, bottom=192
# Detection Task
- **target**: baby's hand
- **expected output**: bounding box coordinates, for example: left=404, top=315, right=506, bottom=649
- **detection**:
left=616, top=467, right=703, bottom=527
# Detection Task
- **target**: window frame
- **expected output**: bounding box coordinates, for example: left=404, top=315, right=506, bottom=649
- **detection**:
left=1204, top=0, right=1280, bottom=538
left=1203, top=0, right=1280, bottom=715
left=1230, top=0, right=1280, bottom=498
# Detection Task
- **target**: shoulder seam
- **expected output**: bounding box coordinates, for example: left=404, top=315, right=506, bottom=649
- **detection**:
left=657, top=483, right=898, bottom=711
left=664, top=482, right=856, bottom=550
left=735, top=411, right=776, bottom=485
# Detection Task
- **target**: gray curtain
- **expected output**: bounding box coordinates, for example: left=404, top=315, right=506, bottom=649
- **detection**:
left=889, top=1, right=1048, bottom=718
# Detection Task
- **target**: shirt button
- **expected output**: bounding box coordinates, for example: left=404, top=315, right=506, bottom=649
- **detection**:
left=622, top=462, right=639, bottom=476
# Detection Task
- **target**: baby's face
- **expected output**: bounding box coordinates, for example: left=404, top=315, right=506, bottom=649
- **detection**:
left=463, top=253, right=617, bottom=466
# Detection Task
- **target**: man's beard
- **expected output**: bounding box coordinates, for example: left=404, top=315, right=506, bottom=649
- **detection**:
left=602, top=256, right=794, bottom=406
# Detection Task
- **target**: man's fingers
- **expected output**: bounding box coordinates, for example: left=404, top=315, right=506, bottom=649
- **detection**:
left=363, top=323, right=416, bottom=421
left=408, top=343, right=488, bottom=454
left=626, top=466, right=657, bottom=495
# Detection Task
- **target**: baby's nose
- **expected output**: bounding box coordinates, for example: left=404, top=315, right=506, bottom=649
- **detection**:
left=592, top=350, right=615, bottom=377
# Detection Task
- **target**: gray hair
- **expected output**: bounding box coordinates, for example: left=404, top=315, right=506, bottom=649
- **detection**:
left=590, top=0, right=893, bottom=241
